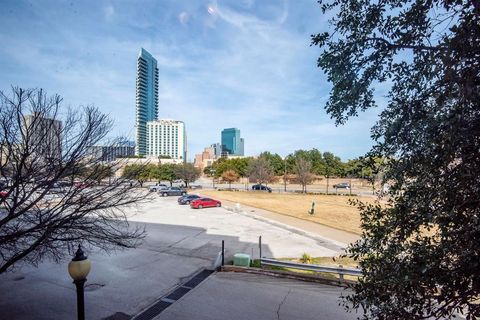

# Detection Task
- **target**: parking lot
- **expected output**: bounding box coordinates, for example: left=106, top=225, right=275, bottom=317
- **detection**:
left=0, top=194, right=348, bottom=319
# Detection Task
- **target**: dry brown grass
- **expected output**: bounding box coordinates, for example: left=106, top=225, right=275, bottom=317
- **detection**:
left=200, top=190, right=375, bottom=234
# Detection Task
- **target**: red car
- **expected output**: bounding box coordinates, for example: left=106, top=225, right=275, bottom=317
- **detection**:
left=190, top=197, right=222, bottom=209
left=74, top=182, right=89, bottom=189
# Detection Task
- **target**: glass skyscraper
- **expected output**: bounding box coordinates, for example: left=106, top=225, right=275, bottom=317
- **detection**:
left=135, top=48, right=159, bottom=156
left=221, top=128, right=244, bottom=156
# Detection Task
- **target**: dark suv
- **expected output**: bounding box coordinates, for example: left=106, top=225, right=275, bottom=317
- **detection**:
left=159, top=187, right=187, bottom=197
left=333, top=182, right=350, bottom=189
left=178, top=194, right=201, bottom=205
left=251, top=184, right=272, bottom=193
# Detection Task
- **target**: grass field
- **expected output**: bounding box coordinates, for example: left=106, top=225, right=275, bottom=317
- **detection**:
left=200, top=190, right=373, bottom=234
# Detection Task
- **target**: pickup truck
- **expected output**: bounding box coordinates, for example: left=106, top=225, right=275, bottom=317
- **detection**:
left=149, top=184, right=168, bottom=192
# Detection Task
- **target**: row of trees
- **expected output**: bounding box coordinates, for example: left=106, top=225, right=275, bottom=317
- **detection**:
left=122, top=162, right=200, bottom=188
left=202, top=150, right=383, bottom=193
left=204, top=154, right=366, bottom=193
left=205, top=149, right=381, bottom=180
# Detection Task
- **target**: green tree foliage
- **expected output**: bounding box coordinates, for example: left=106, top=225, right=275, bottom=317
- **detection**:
left=122, top=164, right=148, bottom=186
left=286, top=149, right=345, bottom=177
left=313, top=0, right=479, bottom=318
left=157, top=163, right=176, bottom=186
left=174, top=163, right=200, bottom=187
left=83, top=164, right=113, bottom=184
left=258, top=151, right=285, bottom=175
left=203, top=166, right=214, bottom=177
left=121, top=164, right=157, bottom=186
left=211, top=157, right=252, bottom=178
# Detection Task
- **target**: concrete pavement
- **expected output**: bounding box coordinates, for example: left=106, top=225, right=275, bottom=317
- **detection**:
left=154, top=272, right=360, bottom=320
left=0, top=195, right=347, bottom=319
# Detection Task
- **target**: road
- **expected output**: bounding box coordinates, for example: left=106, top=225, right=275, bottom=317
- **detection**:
left=190, top=176, right=379, bottom=196
left=0, top=195, right=348, bottom=319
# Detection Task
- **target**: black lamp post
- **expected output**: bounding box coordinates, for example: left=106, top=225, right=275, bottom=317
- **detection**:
left=68, top=245, right=91, bottom=320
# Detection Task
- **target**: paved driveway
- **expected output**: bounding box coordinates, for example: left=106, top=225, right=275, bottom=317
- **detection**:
left=154, top=272, right=359, bottom=320
left=0, top=196, right=347, bottom=320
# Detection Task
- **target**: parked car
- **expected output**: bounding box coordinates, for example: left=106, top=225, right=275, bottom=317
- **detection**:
left=74, top=182, right=89, bottom=189
left=190, top=197, right=221, bottom=209
left=149, top=184, right=168, bottom=192
left=333, top=182, right=350, bottom=189
left=251, top=184, right=272, bottom=193
left=178, top=194, right=201, bottom=205
left=159, top=187, right=187, bottom=197
left=189, top=185, right=203, bottom=190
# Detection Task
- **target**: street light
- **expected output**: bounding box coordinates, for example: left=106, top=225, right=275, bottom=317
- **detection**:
left=68, top=245, right=91, bottom=320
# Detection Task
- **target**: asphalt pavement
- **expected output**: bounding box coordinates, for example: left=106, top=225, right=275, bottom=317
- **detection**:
left=154, top=272, right=360, bottom=320
left=0, top=195, right=351, bottom=319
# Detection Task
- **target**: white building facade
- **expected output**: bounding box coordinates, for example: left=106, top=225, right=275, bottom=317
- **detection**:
left=146, top=119, right=186, bottom=160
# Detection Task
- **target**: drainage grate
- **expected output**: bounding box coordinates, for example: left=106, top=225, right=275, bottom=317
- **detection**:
left=134, top=301, right=171, bottom=320
left=133, top=269, right=214, bottom=320
left=165, top=286, right=190, bottom=301
left=183, top=269, right=214, bottom=288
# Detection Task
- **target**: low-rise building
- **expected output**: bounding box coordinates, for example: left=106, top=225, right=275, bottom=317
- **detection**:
left=88, top=141, right=135, bottom=162
left=194, top=146, right=216, bottom=171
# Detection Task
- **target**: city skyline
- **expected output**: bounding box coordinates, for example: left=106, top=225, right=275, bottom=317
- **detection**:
left=0, top=0, right=382, bottom=161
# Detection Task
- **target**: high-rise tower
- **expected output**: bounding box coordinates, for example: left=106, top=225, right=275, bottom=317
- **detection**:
left=135, top=48, right=158, bottom=156
left=221, top=128, right=244, bottom=156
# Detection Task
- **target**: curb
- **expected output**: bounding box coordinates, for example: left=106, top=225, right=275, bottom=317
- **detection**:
left=220, top=265, right=354, bottom=287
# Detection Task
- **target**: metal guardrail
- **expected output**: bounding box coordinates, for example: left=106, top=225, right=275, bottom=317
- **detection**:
left=260, top=258, right=363, bottom=278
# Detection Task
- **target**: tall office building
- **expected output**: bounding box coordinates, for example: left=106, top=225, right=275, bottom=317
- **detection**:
left=221, top=128, right=244, bottom=156
left=146, top=119, right=186, bottom=160
left=135, top=48, right=159, bottom=156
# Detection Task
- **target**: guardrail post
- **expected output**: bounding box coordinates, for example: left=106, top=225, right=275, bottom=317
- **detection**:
left=259, top=236, right=262, bottom=261
left=339, top=264, right=344, bottom=282
left=221, top=240, right=225, bottom=266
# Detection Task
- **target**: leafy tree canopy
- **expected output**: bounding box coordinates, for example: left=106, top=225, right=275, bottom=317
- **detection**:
left=313, top=0, right=480, bottom=318
left=174, top=163, right=200, bottom=187
left=258, top=151, right=285, bottom=175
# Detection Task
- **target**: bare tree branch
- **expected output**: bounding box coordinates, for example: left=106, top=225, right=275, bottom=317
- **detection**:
left=0, top=87, right=149, bottom=273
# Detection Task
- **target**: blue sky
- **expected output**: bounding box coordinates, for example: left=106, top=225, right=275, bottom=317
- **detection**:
left=0, top=0, right=383, bottom=161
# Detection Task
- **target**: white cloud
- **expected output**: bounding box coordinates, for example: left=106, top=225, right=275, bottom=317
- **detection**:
left=104, top=4, right=115, bottom=21
left=0, top=0, right=378, bottom=161
left=178, top=11, right=189, bottom=25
